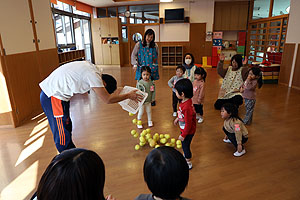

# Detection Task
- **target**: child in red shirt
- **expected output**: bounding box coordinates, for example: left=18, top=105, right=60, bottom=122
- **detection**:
left=174, top=79, right=196, bottom=169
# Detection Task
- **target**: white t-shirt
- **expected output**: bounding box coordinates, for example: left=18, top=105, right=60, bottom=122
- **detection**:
left=39, top=61, right=104, bottom=101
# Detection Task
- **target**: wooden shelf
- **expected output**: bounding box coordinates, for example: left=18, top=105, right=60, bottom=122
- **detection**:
left=161, top=45, right=183, bottom=67
left=58, top=49, right=85, bottom=65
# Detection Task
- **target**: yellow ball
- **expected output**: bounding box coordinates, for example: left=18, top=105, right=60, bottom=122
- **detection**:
left=153, top=135, right=159, bottom=141
left=149, top=140, right=156, bottom=148
left=131, top=130, right=137, bottom=135
left=140, top=142, right=146, bottom=146
left=146, top=128, right=151, bottom=133
left=177, top=144, right=182, bottom=149
left=164, top=134, right=170, bottom=139
left=176, top=140, right=181, bottom=145
left=146, top=134, right=152, bottom=140
left=135, top=144, right=140, bottom=150
left=165, top=143, right=171, bottom=147
left=129, top=112, right=134, bottom=116
left=139, top=137, right=146, bottom=143
left=155, top=144, right=160, bottom=148
left=137, top=120, right=142, bottom=125
left=133, top=133, right=139, bottom=138
left=160, top=134, right=164, bottom=139
left=171, top=138, right=176, bottom=143
left=171, top=143, right=175, bottom=147
left=132, top=119, right=137, bottom=124
left=160, top=138, right=167, bottom=144
left=154, top=133, right=159, bottom=137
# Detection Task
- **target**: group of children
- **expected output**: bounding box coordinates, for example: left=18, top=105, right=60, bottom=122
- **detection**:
left=136, top=52, right=263, bottom=169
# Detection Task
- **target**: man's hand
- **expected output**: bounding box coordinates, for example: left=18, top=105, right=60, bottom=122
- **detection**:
left=128, top=90, right=143, bottom=102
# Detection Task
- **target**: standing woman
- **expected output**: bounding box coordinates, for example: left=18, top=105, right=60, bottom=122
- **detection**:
left=131, top=29, right=159, bottom=106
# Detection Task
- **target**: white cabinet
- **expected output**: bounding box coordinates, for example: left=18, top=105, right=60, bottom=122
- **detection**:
left=92, top=18, right=121, bottom=65
left=0, top=0, right=36, bottom=55
left=31, top=0, right=56, bottom=50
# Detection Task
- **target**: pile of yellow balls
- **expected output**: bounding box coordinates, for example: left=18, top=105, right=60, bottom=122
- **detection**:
left=128, top=112, right=182, bottom=151
left=131, top=129, right=182, bottom=150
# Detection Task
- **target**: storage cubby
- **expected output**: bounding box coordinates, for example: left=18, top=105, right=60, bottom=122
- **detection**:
left=161, top=45, right=183, bottom=67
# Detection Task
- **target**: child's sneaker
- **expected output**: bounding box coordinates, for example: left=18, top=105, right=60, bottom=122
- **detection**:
left=173, top=112, right=177, bottom=117
left=223, top=138, right=231, bottom=143
left=148, top=121, right=153, bottom=127
left=233, top=149, right=246, bottom=157
left=137, top=124, right=143, bottom=129
left=187, top=161, right=193, bottom=170
left=197, top=118, right=204, bottom=123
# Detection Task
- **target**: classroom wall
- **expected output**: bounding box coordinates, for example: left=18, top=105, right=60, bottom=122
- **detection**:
left=159, top=0, right=214, bottom=42
left=280, top=0, right=300, bottom=89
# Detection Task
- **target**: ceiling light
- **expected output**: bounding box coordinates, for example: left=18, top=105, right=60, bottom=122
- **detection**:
left=160, top=0, right=173, bottom=2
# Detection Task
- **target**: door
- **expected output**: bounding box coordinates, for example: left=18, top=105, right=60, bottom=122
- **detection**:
left=111, top=44, right=120, bottom=65
left=100, top=18, right=110, bottom=37
left=102, top=44, right=111, bottom=64
left=109, top=18, right=119, bottom=37
left=128, top=25, right=144, bottom=65
left=190, top=23, right=206, bottom=64
left=31, top=0, right=56, bottom=50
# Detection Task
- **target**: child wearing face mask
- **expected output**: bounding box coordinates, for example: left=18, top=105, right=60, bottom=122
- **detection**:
left=183, top=53, right=197, bottom=82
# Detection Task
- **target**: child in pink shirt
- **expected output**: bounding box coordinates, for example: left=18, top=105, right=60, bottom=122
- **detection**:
left=192, top=67, right=206, bottom=123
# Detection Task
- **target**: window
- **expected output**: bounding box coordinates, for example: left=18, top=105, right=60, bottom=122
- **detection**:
left=97, top=8, right=107, bottom=18
left=252, top=0, right=271, bottom=20
left=54, top=14, right=74, bottom=45
left=118, top=6, right=127, bottom=24
left=107, top=7, right=117, bottom=17
left=129, top=4, right=159, bottom=24
left=52, top=1, right=92, bottom=61
left=272, top=0, right=290, bottom=17
left=122, top=26, right=128, bottom=42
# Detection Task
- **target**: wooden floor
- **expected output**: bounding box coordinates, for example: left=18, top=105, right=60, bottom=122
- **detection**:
left=1, top=66, right=300, bottom=200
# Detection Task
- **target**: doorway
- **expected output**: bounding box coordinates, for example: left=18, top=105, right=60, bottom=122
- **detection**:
left=190, top=23, right=206, bottom=64
left=128, top=25, right=145, bottom=65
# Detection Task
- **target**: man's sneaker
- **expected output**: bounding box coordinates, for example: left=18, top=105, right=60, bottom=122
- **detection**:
left=173, top=112, right=177, bottom=117
left=223, top=138, right=231, bottom=143
left=233, top=149, right=246, bottom=157
left=148, top=121, right=153, bottom=127
left=187, top=161, right=193, bottom=170
left=198, top=118, right=204, bottom=123
left=137, top=124, right=143, bottom=129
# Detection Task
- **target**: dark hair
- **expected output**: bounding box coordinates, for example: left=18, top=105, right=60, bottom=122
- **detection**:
left=250, top=67, right=263, bottom=89
left=231, top=54, right=243, bottom=69
left=140, top=66, right=152, bottom=80
left=143, top=146, right=189, bottom=199
left=175, top=78, right=193, bottom=99
left=194, top=67, right=207, bottom=81
left=176, top=65, right=186, bottom=73
left=102, top=74, right=117, bottom=94
left=142, top=29, right=156, bottom=48
left=183, top=53, right=195, bottom=66
left=37, top=148, right=106, bottom=200
left=221, top=103, right=242, bottom=121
